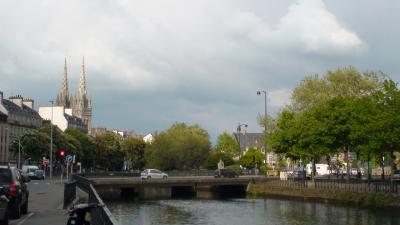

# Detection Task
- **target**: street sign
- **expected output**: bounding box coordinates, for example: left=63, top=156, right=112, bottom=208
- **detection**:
left=66, top=154, right=73, bottom=163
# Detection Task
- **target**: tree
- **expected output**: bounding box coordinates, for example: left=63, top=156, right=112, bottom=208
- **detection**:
left=121, top=136, right=146, bottom=170
left=204, top=150, right=234, bottom=170
left=65, top=128, right=96, bottom=168
left=257, top=114, right=276, bottom=157
left=10, top=131, right=50, bottom=162
left=290, top=67, right=385, bottom=112
left=240, top=148, right=265, bottom=169
left=145, top=123, right=211, bottom=170
left=214, top=132, right=239, bottom=158
left=94, top=131, right=124, bottom=170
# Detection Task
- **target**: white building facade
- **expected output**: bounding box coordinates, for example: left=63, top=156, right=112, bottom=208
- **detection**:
left=38, top=106, right=87, bottom=133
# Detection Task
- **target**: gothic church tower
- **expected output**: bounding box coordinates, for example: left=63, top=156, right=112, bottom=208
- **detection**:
left=55, top=58, right=72, bottom=108
left=72, top=57, right=92, bottom=134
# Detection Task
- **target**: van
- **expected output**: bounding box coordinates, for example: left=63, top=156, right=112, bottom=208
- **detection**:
left=22, top=165, right=39, bottom=178
left=306, top=163, right=330, bottom=176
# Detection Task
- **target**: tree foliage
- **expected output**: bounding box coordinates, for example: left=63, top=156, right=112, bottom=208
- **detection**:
left=272, top=67, right=400, bottom=178
left=121, top=136, right=146, bottom=170
left=214, top=132, right=239, bottom=158
left=204, top=150, right=234, bottom=170
left=145, top=123, right=211, bottom=170
left=240, top=148, right=265, bottom=169
left=93, top=131, right=124, bottom=170
left=290, top=67, right=385, bottom=112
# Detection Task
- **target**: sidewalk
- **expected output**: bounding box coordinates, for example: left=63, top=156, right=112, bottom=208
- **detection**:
left=10, top=179, right=68, bottom=225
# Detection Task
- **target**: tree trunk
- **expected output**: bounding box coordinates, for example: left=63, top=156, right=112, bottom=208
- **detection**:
left=390, top=150, right=396, bottom=181
left=367, top=153, right=371, bottom=184
left=381, top=155, right=385, bottom=180
left=345, top=145, right=350, bottom=183
left=312, top=158, right=316, bottom=180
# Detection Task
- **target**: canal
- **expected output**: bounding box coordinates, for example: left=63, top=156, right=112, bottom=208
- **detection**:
left=107, top=197, right=400, bottom=225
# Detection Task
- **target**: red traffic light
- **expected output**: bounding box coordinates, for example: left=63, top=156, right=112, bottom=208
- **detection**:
left=60, top=150, right=65, bottom=157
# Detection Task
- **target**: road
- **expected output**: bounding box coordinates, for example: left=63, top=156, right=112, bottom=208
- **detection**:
left=10, top=179, right=68, bottom=225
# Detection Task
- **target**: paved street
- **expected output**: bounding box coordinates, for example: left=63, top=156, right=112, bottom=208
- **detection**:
left=10, top=179, right=68, bottom=225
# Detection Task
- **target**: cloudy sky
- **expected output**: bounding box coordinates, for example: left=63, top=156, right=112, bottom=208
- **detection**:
left=1, top=0, right=399, bottom=141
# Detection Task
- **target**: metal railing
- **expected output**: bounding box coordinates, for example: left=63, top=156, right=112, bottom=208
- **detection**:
left=268, top=179, right=400, bottom=194
left=71, top=174, right=120, bottom=225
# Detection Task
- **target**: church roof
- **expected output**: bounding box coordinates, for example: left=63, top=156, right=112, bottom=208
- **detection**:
left=233, top=132, right=263, bottom=150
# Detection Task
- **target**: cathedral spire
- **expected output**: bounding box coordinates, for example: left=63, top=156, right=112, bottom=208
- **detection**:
left=78, top=56, right=87, bottom=96
left=56, top=57, right=71, bottom=108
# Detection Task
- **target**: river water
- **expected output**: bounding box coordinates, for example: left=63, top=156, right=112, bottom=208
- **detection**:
left=107, top=198, right=400, bottom=225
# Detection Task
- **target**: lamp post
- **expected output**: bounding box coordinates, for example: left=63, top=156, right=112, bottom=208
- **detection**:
left=237, top=123, right=248, bottom=161
left=257, top=90, right=268, bottom=167
left=49, top=100, right=54, bottom=180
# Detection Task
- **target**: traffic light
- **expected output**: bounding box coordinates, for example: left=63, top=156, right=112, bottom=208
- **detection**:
left=59, top=150, right=65, bottom=157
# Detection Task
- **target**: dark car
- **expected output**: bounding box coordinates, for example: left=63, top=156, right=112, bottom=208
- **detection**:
left=214, top=169, right=239, bottom=178
left=0, top=166, right=29, bottom=219
left=0, top=186, right=9, bottom=225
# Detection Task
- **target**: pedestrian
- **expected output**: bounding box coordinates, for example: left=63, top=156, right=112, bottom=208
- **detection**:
left=217, top=159, right=224, bottom=177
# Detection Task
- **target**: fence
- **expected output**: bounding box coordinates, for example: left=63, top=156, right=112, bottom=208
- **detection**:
left=64, top=181, right=76, bottom=208
left=270, top=179, right=400, bottom=194
left=70, top=174, right=120, bottom=225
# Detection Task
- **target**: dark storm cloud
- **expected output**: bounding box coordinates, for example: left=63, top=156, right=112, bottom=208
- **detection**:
left=1, top=0, right=397, bottom=141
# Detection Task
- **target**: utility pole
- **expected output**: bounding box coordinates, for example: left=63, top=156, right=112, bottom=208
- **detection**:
left=257, top=90, right=268, bottom=167
left=49, top=100, right=54, bottom=180
left=237, top=123, right=248, bottom=161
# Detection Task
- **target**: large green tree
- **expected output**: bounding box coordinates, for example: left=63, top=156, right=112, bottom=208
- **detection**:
left=121, top=136, right=146, bottom=170
left=240, top=148, right=265, bottom=169
left=65, top=128, right=96, bottom=168
left=10, top=131, right=50, bottom=162
left=290, top=67, right=385, bottom=112
left=213, top=132, right=239, bottom=158
left=145, top=123, right=211, bottom=170
left=93, top=131, right=124, bottom=170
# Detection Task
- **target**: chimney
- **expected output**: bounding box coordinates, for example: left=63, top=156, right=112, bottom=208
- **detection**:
left=9, top=95, right=23, bottom=108
left=23, top=98, right=34, bottom=109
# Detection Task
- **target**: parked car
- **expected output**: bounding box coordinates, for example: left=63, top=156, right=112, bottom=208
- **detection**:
left=393, top=170, right=400, bottom=180
left=141, top=169, right=168, bottom=180
left=0, top=165, right=29, bottom=219
left=33, top=170, right=45, bottom=180
left=22, top=165, right=39, bottom=179
left=214, top=169, right=239, bottom=178
left=0, top=186, right=9, bottom=225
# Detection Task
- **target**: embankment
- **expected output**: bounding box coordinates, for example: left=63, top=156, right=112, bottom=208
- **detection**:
left=247, top=182, right=400, bottom=208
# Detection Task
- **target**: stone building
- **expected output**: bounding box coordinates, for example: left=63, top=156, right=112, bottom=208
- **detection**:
left=55, top=57, right=92, bottom=134
left=0, top=92, right=42, bottom=162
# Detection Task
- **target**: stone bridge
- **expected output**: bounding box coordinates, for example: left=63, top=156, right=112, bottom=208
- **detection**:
left=73, top=175, right=273, bottom=199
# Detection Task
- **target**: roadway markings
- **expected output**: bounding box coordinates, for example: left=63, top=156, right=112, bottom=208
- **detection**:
left=16, top=212, right=34, bottom=225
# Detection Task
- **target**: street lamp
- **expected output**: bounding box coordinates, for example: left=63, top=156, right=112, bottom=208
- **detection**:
left=49, top=100, right=54, bottom=180
left=237, top=123, right=248, bottom=161
left=257, top=90, right=268, bottom=167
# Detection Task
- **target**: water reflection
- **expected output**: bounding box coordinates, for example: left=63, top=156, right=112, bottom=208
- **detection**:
left=107, top=198, right=400, bottom=225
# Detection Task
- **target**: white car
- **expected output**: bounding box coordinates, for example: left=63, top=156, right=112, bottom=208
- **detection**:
left=141, top=169, right=168, bottom=180
left=22, top=165, right=39, bottom=178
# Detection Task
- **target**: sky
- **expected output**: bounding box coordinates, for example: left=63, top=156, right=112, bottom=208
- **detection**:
left=1, top=0, right=399, bottom=141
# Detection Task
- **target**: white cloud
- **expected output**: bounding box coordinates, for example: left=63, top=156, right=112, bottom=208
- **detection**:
left=277, top=0, right=365, bottom=54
